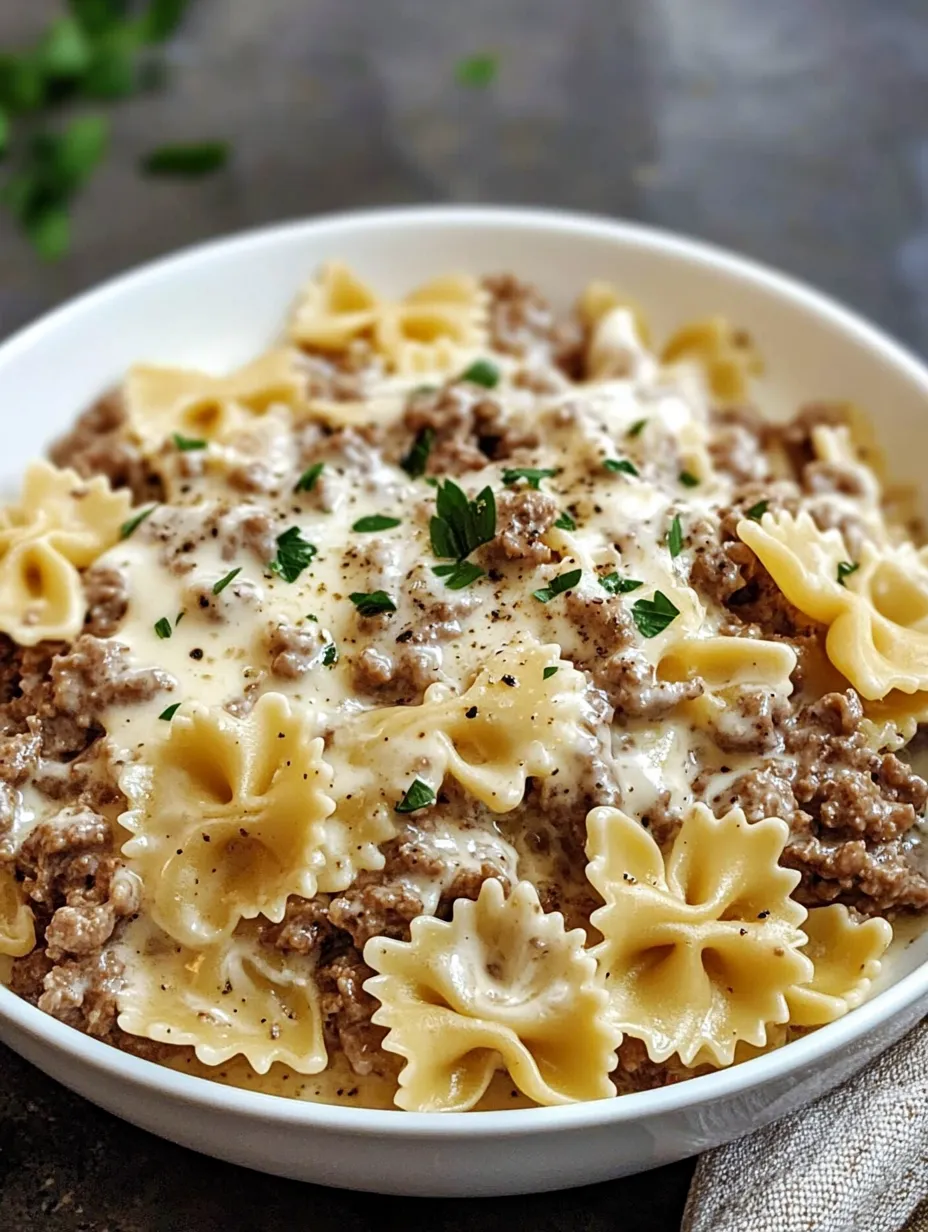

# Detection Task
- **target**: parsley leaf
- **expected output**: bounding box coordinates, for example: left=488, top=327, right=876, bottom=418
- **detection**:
left=542, top=666, right=559, bottom=680
left=158, top=702, right=181, bottom=721
left=430, top=479, right=496, bottom=561
left=68, top=0, right=131, bottom=37
left=172, top=431, right=206, bottom=451
left=153, top=616, right=172, bottom=639
left=837, top=560, right=859, bottom=586
left=268, top=527, right=316, bottom=583
left=37, top=18, right=93, bottom=82
left=352, top=514, right=401, bottom=533
left=459, top=359, right=500, bottom=389
left=322, top=642, right=338, bottom=667
left=212, top=567, right=241, bottom=595
left=679, top=470, right=700, bottom=488
left=349, top=590, right=397, bottom=617
left=141, top=141, right=228, bottom=177
left=502, top=467, right=557, bottom=490
left=632, top=590, right=680, bottom=638
left=554, top=510, right=576, bottom=531
left=600, top=572, right=643, bottom=594
left=746, top=499, right=769, bottom=522
left=294, top=461, right=324, bottom=493
left=455, top=53, right=498, bottom=88
left=604, top=457, right=639, bottom=477
left=432, top=560, right=485, bottom=590
left=668, top=514, right=684, bottom=558
left=533, top=568, right=582, bottom=604
left=119, top=504, right=157, bottom=539
left=400, top=427, right=434, bottom=478
left=395, top=778, right=436, bottom=814
left=626, top=418, right=647, bottom=438
left=0, top=56, right=44, bottom=115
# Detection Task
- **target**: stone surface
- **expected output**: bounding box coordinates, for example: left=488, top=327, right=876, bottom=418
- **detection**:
left=1, top=0, right=925, bottom=1226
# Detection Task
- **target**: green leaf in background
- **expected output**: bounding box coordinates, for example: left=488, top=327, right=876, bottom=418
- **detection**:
left=68, top=0, right=131, bottom=36
left=37, top=18, right=94, bottom=82
left=456, top=53, right=498, bottom=88
left=0, top=110, right=8, bottom=160
left=82, top=27, right=140, bottom=99
left=37, top=115, right=109, bottom=196
left=0, top=55, right=44, bottom=114
left=141, top=141, right=229, bottom=177
left=141, top=0, right=193, bottom=44
left=25, top=205, right=70, bottom=261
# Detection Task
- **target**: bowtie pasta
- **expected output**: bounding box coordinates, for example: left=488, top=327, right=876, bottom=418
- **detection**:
left=0, top=264, right=919, bottom=1112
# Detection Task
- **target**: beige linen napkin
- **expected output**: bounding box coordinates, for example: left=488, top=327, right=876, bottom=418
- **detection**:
left=682, top=1017, right=928, bottom=1232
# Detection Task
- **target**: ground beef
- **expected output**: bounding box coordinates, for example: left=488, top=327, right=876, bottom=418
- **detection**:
left=298, top=339, right=384, bottom=401
left=602, top=650, right=703, bottom=719
left=328, top=877, right=424, bottom=948
left=217, top=505, right=278, bottom=565
left=483, top=274, right=587, bottom=379
left=260, top=895, right=334, bottom=956
left=49, top=391, right=159, bottom=503
left=563, top=590, right=634, bottom=673
left=613, top=1037, right=710, bottom=1094
left=708, top=685, right=791, bottom=754
left=708, top=407, right=774, bottom=484
left=486, top=489, right=559, bottom=563
left=265, top=620, right=326, bottom=678
left=351, top=644, right=441, bottom=704
left=316, top=947, right=390, bottom=1077
left=83, top=566, right=129, bottom=637
left=401, top=383, right=537, bottom=475
left=776, top=401, right=851, bottom=476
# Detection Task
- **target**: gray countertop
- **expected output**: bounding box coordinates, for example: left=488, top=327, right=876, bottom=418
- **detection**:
left=1, top=0, right=926, bottom=1226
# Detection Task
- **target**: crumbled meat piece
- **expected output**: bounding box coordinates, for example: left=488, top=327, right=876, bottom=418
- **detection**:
left=0, top=723, right=41, bottom=785
left=317, top=948, right=390, bottom=1078
left=19, top=808, right=114, bottom=909
left=45, top=902, right=117, bottom=960
left=563, top=591, right=634, bottom=671
left=486, top=489, right=559, bottom=564
left=613, top=1037, right=710, bottom=1094
left=402, top=383, right=538, bottom=475
left=217, top=506, right=278, bottom=565
left=83, top=566, right=130, bottom=637
left=36, top=949, right=124, bottom=1038
left=49, top=391, right=159, bottom=502
left=777, top=402, right=851, bottom=475
left=708, top=407, right=773, bottom=484
left=265, top=620, right=326, bottom=678
left=602, top=650, right=703, bottom=719
left=802, top=461, right=866, bottom=498
left=328, top=877, right=424, bottom=947
left=298, top=339, right=383, bottom=401
left=351, top=645, right=441, bottom=704
left=483, top=274, right=587, bottom=379
left=708, top=686, right=790, bottom=754
left=261, top=896, right=334, bottom=956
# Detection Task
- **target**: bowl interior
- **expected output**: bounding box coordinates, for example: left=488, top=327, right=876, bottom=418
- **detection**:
left=1, top=204, right=927, bottom=1074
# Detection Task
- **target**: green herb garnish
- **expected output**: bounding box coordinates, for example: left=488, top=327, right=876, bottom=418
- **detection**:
left=679, top=470, right=699, bottom=488
left=837, top=560, right=859, bottom=586
left=600, top=573, right=643, bottom=595
left=212, top=567, right=241, bottom=595
left=542, top=666, right=559, bottom=680
left=172, top=431, right=207, bottom=451
left=400, top=427, right=434, bottom=479
left=533, top=568, right=582, bottom=604
left=668, top=514, right=684, bottom=558
left=502, top=467, right=557, bottom=490
left=395, top=778, right=437, bottom=814
left=268, top=527, right=316, bottom=583
left=294, top=462, right=324, bottom=493
left=430, top=479, right=496, bottom=562
left=746, top=500, right=769, bottom=522
left=153, top=616, right=172, bottom=639
left=432, top=560, right=485, bottom=590
left=158, top=702, right=181, bottom=721
left=141, top=141, right=229, bottom=177
left=632, top=590, right=680, bottom=638
left=322, top=642, right=338, bottom=667
left=459, top=359, right=500, bottom=389
left=554, top=511, right=576, bottom=531
left=349, top=590, right=397, bottom=617
left=352, top=514, right=401, bottom=533
left=626, top=418, right=647, bottom=438
left=455, top=53, right=498, bottom=88
left=119, top=504, right=157, bottom=539
left=604, top=458, right=639, bottom=477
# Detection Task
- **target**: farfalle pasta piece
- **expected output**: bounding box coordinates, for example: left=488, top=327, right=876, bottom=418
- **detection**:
left=125, top=348, right=305, bottom=447
left=0, top=864, right=35, bottom=957
left=364, top=878, right=617, bottom=1111
left=587, top=804, right=811, bottom=1067
left=577, top=280, right=651, bottom=345
left=117, top=921, right=326, bottom=1074
left=0, top=461, right=130, bottom=645
left=289, top=262, right=382, bottom=350
left=661, top=317, right=763, bottom=402
left=738, top=508, right=928, bottom=699
left=330, top=639, right=591, bottom=822
left=786, top=905, right=892, bottom=1027
left=658, top=635, right=796, bottom=729
left=120, top=692, right=342, bottom=947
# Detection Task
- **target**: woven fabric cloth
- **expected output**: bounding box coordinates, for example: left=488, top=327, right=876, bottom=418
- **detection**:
left=682, top=1018, right=928, bottom=1232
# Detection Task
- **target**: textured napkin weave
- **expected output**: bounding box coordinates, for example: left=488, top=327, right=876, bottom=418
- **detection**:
left=682, top=1018, right=928, bottom=1232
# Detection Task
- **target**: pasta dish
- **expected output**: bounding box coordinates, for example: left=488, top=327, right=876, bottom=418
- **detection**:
left=0, top=264, right=922, bottom=1111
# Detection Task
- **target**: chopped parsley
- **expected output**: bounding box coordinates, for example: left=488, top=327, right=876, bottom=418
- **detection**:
left=604, top=457, right=639, bottom=477
left=459, top=359, right=500, bottom=389
left=119, top=504, right=157, bottom=539
left=212, top=567, right=241, bottom=595
left=502, top=467, right=557, bottom=490
left=554, top=510, right=576, bottom=531
left=294, top=462, right=324, bottom=493
left=837, top=560, right=859, bottom=586
left=667, top=514, right=684, bottom=558
left=322, top=642, right=338, bottom=667
left=626, top=418, right=647, bottom=438
left=632, top=590, right=680, bottom=638
left=432, top=560, right=485, bottom=590
left=455, top=52, right=498, bottom=88
left=268, top=527, right=316, bottom=583
left=141, top=141, right=229, bottom=177
left=542, top=666, right=559, bottom=680
left=172, top=432, right=207, bottom=451
left=400, top=427, right=434, bottom=478
left=746, top=499, right=769, bottom=522
left=430, top=479, right=496, bottom=562
left=158, top=702, right=181, bottom=721
left=600, top=572, right=643, bottom=595
left=352, top=514, right=401, bottom=533
left=395, top=778, right=436, bottom=813
left=153, top=616, right=172, bottom=639
left=679, top=470, right=700, bottom=488
left=349, top=590, right=397, bottom=617
left=533, top=568, right=582, bottom=604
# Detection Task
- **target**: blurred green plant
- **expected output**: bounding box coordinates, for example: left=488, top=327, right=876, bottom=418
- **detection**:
left=455, top=53, right=498, bottom=89
left=0, top=0, right=228, bottom=260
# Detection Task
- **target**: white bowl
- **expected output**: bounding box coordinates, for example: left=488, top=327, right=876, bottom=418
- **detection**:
left=1, top=206, right=927, bottom=1197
